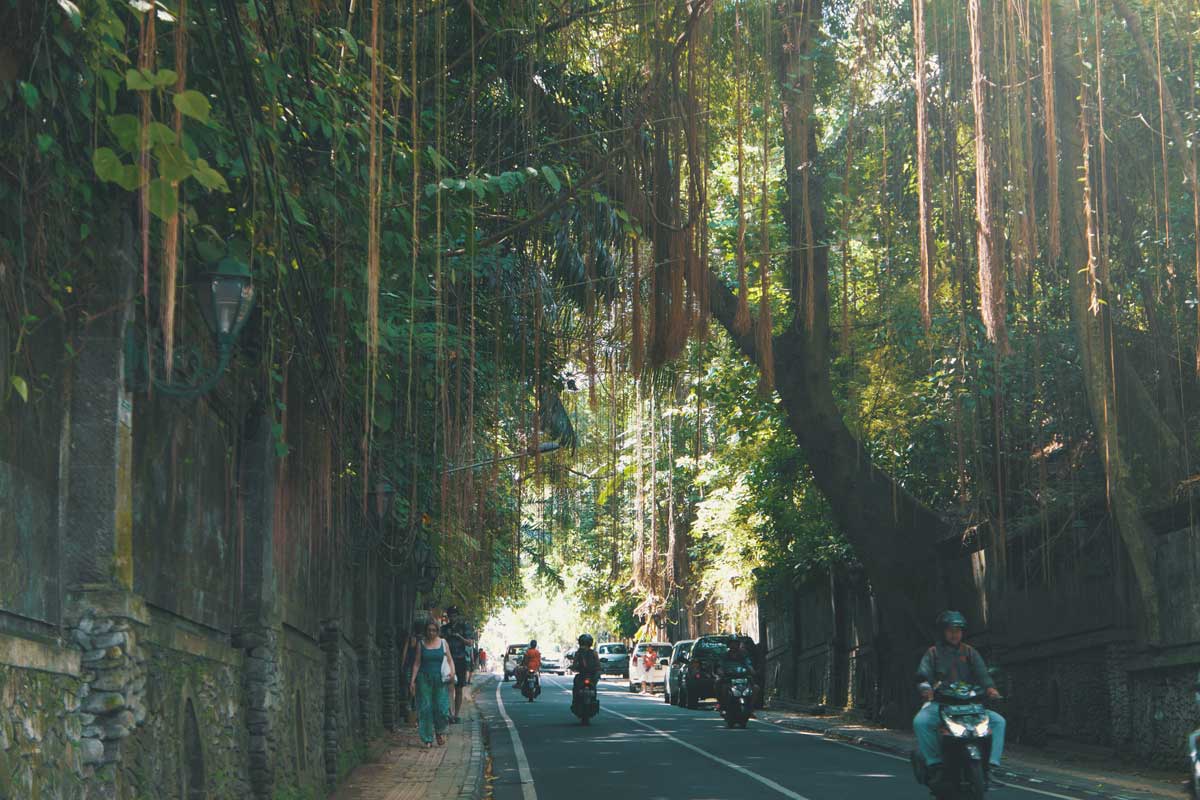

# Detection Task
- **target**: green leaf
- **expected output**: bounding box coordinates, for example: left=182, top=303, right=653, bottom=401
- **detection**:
left=115, top=165, right=142, bottom=192
left=192, top=158, right=229, bottom=193
left=125, top=68, right=154, bottom=91
left=9, top=375, right=28, bottom=403
left=146, top=121, right=176, bottom=146
left=339, top=28, right=358, bottom=57
left=36, top=134, right=54, bottom=153
left=92, top=147, right=125, bottom=183
left=541, top=165, right=561, bottom=192
left=108, top=114, right=140, bottom=151
left=151, top=68, right=178, bottom=88
left=173, top=90, right=212, bottom=123
left=147, top=177, right=178, bottom=221
left=154, top=141, right=192, bottom=182
left=18, top=82, right=39, bottom=109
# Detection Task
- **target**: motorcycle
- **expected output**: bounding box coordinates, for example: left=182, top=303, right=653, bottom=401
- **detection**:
left=521, top=670, right=541, bottom=702
left=910, top=683, right=994, bottom=800
left=571, top=674, right=600, bottom=725
left=1189, top=675, right=1200, bottom=798
left=718, top=665, right=754, bottom=729
left=1188, top=729, right=1200, bottom=799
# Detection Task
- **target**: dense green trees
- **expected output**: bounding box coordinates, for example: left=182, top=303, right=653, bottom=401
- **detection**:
left=3, top=0, right=1199, bottom=709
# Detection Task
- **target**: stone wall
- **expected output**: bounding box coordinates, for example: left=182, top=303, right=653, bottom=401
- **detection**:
left=0, top=313, right=415, bottom=800
left=120, top=622, right=248, bottom=800
left=0, top=648, right=88, bottom=799
left=276, top=628, right=324, bottom=798
left=1128, top=663, right=1195, bottom=768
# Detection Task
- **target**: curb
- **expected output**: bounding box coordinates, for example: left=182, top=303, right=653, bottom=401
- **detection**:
left=456, top=684, right=488, bottom=800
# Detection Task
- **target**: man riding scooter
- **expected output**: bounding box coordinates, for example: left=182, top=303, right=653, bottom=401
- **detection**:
left=517, top=640, right=542, bottom=700
left=716, top=639, right=755, bottom=708
left=716, top=638, right=756, bottom=727
left=570, top=634, right=602, bottom=724
left=914, top=611, right=1007, bottom=791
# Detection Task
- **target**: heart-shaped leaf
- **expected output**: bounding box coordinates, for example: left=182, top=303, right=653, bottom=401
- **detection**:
left=173, top=90, right=212, bottom=123
left=147, top=177, right=178, bottom=221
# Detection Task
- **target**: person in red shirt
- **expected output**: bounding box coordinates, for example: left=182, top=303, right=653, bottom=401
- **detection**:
left=517, top=640, right=542, bottom=690
left=640, top=648, right=657, bottom=694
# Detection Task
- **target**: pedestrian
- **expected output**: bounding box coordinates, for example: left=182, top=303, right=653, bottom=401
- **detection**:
left=409, top=619, right=454, bottom=747
left=441, top=606, right=476, bottom=723
left=401, top=620, right=424, bottom=725
left=640, top=647, right=657, bottom=694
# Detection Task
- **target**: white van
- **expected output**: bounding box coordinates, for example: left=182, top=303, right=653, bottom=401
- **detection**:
left=627, top=641, right=673, bottom=692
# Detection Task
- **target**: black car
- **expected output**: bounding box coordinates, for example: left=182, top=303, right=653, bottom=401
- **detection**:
left=676, top=634, right=759, bottom=709
left=664, top=639, right=695, bottom=706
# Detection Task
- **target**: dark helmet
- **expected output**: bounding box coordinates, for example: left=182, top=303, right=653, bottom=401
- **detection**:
left=578, top=633, right=594, bottom=647
left=530, top=639, right=538, bottom=649
left=446, top=605, right=460, bottom=616
left=936, top=610, right=967, bottom=630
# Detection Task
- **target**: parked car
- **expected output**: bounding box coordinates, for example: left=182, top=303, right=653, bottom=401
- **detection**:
left=628, top=642, right=673, bottom=692
left=676, top=634, right=759, bottom=709
left=596, top=642, right=630, bottom=677
left=541, top=650, right=565, bottom=675
left=664, top=639, right=696, bottom=706
left=503, top=644, right=528, bottom=682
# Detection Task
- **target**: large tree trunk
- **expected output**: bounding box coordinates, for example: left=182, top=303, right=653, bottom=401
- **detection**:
left=1051, top=0, right=1161, bottom=641
left=707, top=0, right=979, bottom=725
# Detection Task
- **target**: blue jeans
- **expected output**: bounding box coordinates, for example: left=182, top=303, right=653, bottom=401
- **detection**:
left=415, top=671, right=450, bottom=743
left=914, top=702, right=1006, bottom=767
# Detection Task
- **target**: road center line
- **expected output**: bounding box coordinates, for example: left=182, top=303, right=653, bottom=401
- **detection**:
left=749, top=718, right=1090, bottom=800
left=565, top=678, right=1090, bottom=800
left=495, top=678, right=539, bottom=800
left=598, top=704, right=816, bottom=800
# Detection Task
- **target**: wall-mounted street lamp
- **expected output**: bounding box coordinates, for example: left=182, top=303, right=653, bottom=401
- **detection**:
left=125, top=257, right=255, bottom=398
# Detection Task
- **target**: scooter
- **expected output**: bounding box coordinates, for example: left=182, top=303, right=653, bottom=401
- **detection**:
left=910, top=683, right=994, bottom=800
left=521, top=670, right=541, bottom=702
left=1188, top=673, right=1200, bottom=798
left=1188, top=729, right=1199, bottom=799
left=571, top=674, right=600, bottom=725
left=718, top=666, right=754, bottom=729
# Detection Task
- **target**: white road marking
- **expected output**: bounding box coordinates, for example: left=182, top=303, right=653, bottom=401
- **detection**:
left=495, top=678, right=539, bottom=800
left=600, top=704, right=817, bottom=800
left=544, top=676, right=1092, bottom=800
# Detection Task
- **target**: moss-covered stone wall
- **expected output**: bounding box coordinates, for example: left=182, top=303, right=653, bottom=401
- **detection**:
left=118, top=635, right=248, bottom=800
left=0, top=661, right=88, bottom=800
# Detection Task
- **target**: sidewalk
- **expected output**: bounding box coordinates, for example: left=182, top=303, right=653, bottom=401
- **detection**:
left=328, top=681, right=487, bottom=800
left=755, top=705, right=1181, bottom=800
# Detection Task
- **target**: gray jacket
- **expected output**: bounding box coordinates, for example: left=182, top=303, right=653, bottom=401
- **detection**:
left=916, top=642, right=994, bottom=691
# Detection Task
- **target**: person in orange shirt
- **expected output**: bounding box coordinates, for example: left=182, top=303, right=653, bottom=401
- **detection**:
left=524, top=640, right=542, bottom=671
left=517, top=640, right=542, bottom=690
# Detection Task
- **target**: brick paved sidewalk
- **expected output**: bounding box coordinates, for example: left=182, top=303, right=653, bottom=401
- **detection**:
left=329, top=683, right=486, bottom=800
left=755, top=706, right=1180, bottom=800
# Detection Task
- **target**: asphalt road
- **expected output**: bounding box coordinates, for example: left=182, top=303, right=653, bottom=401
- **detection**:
left=474, top=672, right=1114, bottom=800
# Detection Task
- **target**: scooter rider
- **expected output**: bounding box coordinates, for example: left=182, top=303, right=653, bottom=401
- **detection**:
left=717, top=638, right=755, bottom=711
left=571, top=634, right=601, bottom=689
left=519, top=640, right=542, bottom=688
left=914, top=611, right=1007, bottom=788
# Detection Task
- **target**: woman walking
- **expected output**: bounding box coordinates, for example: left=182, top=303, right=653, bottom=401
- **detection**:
left=410, top=619, right=455, bottom=747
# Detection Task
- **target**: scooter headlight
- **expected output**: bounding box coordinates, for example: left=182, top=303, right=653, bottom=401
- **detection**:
left=944, top=717, right=968, bottom=737
left=974, top=718, right=991, bottom=736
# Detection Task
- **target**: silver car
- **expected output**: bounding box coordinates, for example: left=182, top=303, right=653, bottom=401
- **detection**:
left=597, top=642, right=630, bottom=677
